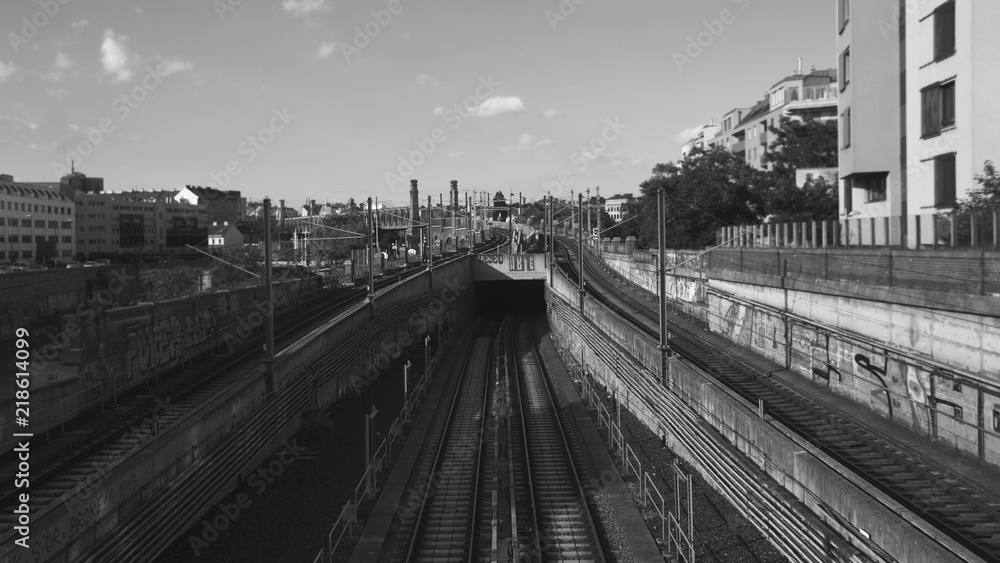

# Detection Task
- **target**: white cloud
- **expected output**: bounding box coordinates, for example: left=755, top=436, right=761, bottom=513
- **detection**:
left=54, top=53, right=73, bottom=69
left=156, top=58, right=194, bottom=76
left=472, top=96, right=526, bottom=117
left=316, top=41, right=337, bottom=59
left=71, top=19, right=89, bottom=30
left=0, top=61, right=19, bottom=81
left=447, top=151, right=465, bottom=158
left=674, top=125, right=705, bottom=144
left=540, top=109, right=563, bottom=118
left=416, top=73, right=439, bottom=86
left=501, top=133, right=551, bottom=154
left=431, top=106, right=445, bottom=116
left=100, top=29, right=135, bottom=82
left=283, top=0, right=331, bottom=17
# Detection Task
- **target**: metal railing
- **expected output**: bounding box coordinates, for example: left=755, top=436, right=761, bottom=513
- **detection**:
left=318, top=332, right=452, bottom=563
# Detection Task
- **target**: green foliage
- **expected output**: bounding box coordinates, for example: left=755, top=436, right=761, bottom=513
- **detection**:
left=638, top=148, right=764, bottom=249
left=210, top=246, right=264, bottom=290
left=140, top=267, right=200, bottom=302
left=958, top=160, right=1000, bottom=211
left=758, top=116, right=840, bottom=222
left=761, top=116, right=838, bottom=174
left=761, top=175, right=839, bottom=223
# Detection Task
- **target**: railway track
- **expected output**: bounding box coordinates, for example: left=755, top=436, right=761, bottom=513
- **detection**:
left=405, top=319, right=498, bottom=562
left=397, top=314, right=606, bottom=562
left=511, top=318, right=605, bottom=562
left=555, top=238, right=1000, bottom=562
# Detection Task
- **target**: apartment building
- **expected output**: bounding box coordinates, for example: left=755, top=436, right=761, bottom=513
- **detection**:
left=175, top=185, right=246, bottom=225
left=0, top=174, right=76, bottom=264
left=838, top=0, right=1000, bottom=247
left=696, top=66, right=839, bottom=170
left=75, top=191, right=207, bottom=259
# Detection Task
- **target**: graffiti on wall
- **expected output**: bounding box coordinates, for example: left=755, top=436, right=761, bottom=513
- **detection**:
left=123, top=310, right=214, bottom=380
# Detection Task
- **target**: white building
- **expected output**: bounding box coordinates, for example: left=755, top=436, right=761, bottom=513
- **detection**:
left=0, top=174, right=76, bottom=264
left=605, top=193, right=635, bottom=222
left=838, top=0, right=1000, bottom=247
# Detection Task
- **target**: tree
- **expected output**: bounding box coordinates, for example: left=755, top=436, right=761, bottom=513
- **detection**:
left=761, top=115, right=838, bottom=174
left=210, top=246, right=264, bottom=290
left=759, top=116, right=839, bottom=222
left=639, top=148, right=765, bottom=249
left=946, top=160, right=1000, bottom=246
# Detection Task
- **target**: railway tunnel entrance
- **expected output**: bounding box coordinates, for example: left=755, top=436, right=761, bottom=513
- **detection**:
left=474, top=279, right=546, bottom=315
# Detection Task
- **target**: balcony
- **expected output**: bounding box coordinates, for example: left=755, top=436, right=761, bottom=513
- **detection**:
left=785, top=86, right=838, bottom=108
left=731, top=140, right=747, bottom=154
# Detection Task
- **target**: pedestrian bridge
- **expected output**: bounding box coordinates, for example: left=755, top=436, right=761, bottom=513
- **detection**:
left=471, top=252, right=548, bottom=281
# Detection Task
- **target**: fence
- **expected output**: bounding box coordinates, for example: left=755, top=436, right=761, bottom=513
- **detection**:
left=316, top=331, right=452, bottom=563
left=719, top=209, right=1000, bottom=251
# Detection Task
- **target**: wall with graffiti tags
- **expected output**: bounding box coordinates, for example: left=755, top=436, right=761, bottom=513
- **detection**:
left=0, top=277, right=321, bottom=455
left=708, top=280, right=1000, bottom=469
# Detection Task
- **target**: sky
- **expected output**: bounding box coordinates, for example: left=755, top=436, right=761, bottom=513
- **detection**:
left=0, top=0, right=834, bottom=209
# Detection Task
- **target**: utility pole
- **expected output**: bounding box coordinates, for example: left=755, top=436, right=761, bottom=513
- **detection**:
left=586, top=188, right=592, bottom=249
left=427, top=195, right=433, bottom=273
left=263, top=197, right=275, bottom=395
left=597, top=187, right=602, bottom=256
left=508, top=193, right=513, bottom=253
left=578, top=193, right=585, bottom=313
left=466, top=192, right=473, bottom=255
left=548, top=193, right=554, bottom=287
left=657, top=187, right=670, bottom=388
left=367, top=197, right=375, bottom=303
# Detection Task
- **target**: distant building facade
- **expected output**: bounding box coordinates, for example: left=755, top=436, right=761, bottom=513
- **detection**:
left=687, top=66, right=838, bottom=171
left=0, top=174, right=76, bottom=263
left=75, top=191, right=207, bottom=258
left=175, top=185, right=246, bottom=225
left=605, top=193, right=635, bottom=222
left=208, top=223, right=245, bottom=249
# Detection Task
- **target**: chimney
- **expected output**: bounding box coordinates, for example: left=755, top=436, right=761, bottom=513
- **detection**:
left=450, top=180, right=458, bottom=211
left=279, top=199, right=286, bottom=226
left=409, top=179, right=419, bottom=236
left=797, top=57, right=803, bottom=75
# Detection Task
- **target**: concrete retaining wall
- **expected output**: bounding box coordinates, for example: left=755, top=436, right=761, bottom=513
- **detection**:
left=545, top=270, right=973, bottom=562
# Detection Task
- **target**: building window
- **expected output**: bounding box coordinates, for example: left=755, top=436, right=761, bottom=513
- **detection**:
left=840, top=48, right=850, bottom=90
left=934, top=153, right=957, bottom=207
left=839, top=0, right=850, bottom=32
left=922, top=81, right=955, bottom=137
left=934, top=1, right=956, bottom=61
left=841, top=107, right=851, bottom=148
left=853, top=174, right=889, bottom=202
left=843, top=180, right=854, bottom=212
